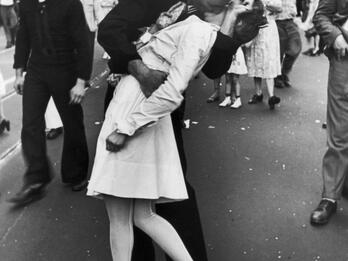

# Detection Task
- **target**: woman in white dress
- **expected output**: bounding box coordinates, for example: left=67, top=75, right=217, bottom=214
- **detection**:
left=245, top=0, right=282, bottom=110
left=87, top=2, right=259, bottom=260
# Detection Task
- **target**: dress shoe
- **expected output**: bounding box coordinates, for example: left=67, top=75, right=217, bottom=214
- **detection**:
left=282, top=74, right=292, bottom=88
left=274, top=76, right=285, bottom=89
left=219, top=96, right=232, bottom=107
left=46, top=127, right=63, bottom=140
left=0, top=119, right=10, bottom=135
left=71, top=179, right=88, bottom=192
left=268, top=96, right=281, bottom=110
left=7, top=183, right=47, bottom=205
left=310, top=199, right=337, bottom=225
left=248, top=94, right=263, bottom=104
left=230, top=97, right=242, bottom=109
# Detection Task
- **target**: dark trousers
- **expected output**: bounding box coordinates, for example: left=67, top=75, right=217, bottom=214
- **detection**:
left=22, top=62, right=89, bottom=186
left=276, top=19, right=302, bottom=77
left=322, top=56, right=348, bottom=200
left=0, top=5, right=17, bottom=45
left=104, top=83, right=208, bottom=261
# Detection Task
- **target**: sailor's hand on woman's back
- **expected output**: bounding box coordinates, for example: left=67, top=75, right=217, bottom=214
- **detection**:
left=128, top=60, right=168, bottom=98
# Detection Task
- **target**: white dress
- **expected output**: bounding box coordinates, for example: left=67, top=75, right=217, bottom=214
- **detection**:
left=227, top=47, right=247, bottom=75
left=87, top=16, right=219, bottom=203
left=245, top=0, right=281, bottom=78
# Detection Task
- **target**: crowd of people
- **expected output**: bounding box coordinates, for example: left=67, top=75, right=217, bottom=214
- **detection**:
left=0, top=0, right=348, bottom=260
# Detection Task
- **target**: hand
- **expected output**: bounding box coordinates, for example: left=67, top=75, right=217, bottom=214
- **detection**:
left=140, top=69, right=168, bottom=97
left=333, top=34, right=348, bottom=60
left=105, top=131, right=127, bottom=152
left=230, top=3, right=250, bottom=15
left=70, top=79, right=86, bottom=104
left=14, top=75, right=25, bottom=95
left=225, top=0, right=250, bottom=16
left=128, top=60, right=167, bottom=98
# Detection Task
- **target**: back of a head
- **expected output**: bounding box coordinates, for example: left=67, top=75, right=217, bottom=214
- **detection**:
left=233, top=0, right=267, bottom=45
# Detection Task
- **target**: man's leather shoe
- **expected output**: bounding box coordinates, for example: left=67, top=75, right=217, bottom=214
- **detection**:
left=71, top=179, right=88, bottom=192
left=7, top=183, right=47, bottom=205
left=310, top=199, right=337, bottom=225
left=274, top=76, right=285, bottom=89
left=282, top=75, right=292, bottom=88
left=46, top=127, right=63, bottom=140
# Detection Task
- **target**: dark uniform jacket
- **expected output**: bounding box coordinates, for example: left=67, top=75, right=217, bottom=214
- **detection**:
left=14, top=0, right=92, bottom=80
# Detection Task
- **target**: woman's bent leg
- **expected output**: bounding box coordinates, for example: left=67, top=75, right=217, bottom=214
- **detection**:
left=104, top=196, right=134, bottom=261
left=133, top=199, right=193, bottom=261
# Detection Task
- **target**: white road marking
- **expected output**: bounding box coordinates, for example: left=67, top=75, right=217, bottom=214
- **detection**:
left=0, top=206, right=27, bottom=245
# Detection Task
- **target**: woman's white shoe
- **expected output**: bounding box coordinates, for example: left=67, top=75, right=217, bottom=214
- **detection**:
left=219, top=96, right=232, bottom=107
left=230, top=97, right=242, bottom=109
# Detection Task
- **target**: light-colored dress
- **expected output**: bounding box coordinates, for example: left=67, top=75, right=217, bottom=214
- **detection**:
left=227, top=47, right=247, bottom=75
left=87, top=16, right=219, bottom=203
left=245, top=0, right=282, bottom=78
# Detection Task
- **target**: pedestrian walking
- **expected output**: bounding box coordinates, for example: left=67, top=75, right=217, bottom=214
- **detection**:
left=310, top=0, right=348, bottom=226
left=0, top=0, right=17, bottom=48
left=246, top=0, right=282, bottom=110
left=8, top=0, right=93, bottom=205
left=0, top=69, right=10, bottom=135
left=45, top=98, right=63, bottom=140
left=88, top=3, right=262, bottom=260
left=274, top=0, right=302, bottom=88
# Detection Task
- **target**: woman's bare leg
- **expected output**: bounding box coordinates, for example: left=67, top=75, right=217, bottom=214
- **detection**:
left=265, top=78, right=274, bottom=97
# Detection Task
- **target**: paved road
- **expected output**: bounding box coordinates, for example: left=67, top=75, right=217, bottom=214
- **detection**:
left=1, top=39, right=348, bottom=261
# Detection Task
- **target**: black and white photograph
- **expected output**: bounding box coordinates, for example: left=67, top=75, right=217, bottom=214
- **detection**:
left=0, top=0, right=348, bottom=260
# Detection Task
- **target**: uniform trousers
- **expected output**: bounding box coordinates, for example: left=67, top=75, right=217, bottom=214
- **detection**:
left=22, top=62, right=89, bottom=186
left=322, top=55, right=348, bottom=200
left=276, top=19, right=302, bottom=76
left=104, top=83, right=208, bottom=261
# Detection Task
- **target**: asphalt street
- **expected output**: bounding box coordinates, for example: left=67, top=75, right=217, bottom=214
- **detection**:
left=1, top=35, right=348, bottom=261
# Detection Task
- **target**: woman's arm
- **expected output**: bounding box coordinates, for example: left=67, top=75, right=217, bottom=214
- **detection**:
left=115, top=21, right=217, bottom=136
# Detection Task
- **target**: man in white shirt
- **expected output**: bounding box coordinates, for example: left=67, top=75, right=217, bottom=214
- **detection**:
left=0, top=0, right=17, bottom=48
